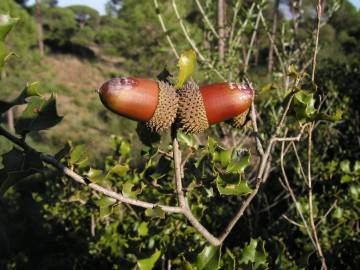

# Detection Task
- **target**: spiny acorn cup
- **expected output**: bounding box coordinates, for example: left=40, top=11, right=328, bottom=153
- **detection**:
left=177, top=81, right=254, bottom=133
left=98, top=77, right=178, bottom=131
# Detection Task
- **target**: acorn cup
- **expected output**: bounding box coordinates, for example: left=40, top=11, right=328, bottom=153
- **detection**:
left=98, top=77, right=178, bottom=131
left=177, top=80, right=254, bottom=133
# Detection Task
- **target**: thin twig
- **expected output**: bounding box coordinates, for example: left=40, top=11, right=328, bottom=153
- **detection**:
left=171, top=127, right=221, bottom=246
left=194, top=0, right=219, bottom=38
left=171, top=0, right=226, bottom=81
left=282, top=214, right=305, bottom=228
left=250, top=101, right=264, bottom=156
left=279, top=140, right=317, bottom=248
left=154, top=0, right=179, bottom=58
left=0, top=126, right=182, bottom=214
left=311, top=0, right=322, bottom=82
left=244, top=11, right=261, bottom=73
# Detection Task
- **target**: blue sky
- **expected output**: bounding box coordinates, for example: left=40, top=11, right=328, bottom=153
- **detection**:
left=28, top=0, right=360, bottom=16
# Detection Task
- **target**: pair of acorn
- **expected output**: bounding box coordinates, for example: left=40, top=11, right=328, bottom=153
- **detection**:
left=98, top=77, right=254, bottom=134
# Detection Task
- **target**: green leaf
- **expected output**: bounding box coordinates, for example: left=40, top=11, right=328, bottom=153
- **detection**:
left=0, top=14, right=18, bottom=41
left=175, top=49, right=197, bottom=89
left=0, top=14, right=18, bottom=71
left=137, top=221, right=149, bottom=237
left=178, top=132, right=196, bottom=148
left=145, top=206, right=165, bottom=219
left=96, top=197, right=116, bottom=218
left=226, top=150, right=251, bottom=174
left=293, top=91, right=316, bottom=122
left=69, top=145, right=88, bottom=167
left=239, top=238, right=268, bottom=269
left=0, top=82, right=41, bottom=114
left=122, top=181, right=141, bottom=199
left=86, top=168, right=105, bottom=183
left=137, top=250, right=161, bottom=270
left=110, top=164, right=129, bottom=177
left=340, top=160, right=351, bottom=174
left=15, top=95, right=63, bottom=135
left=120, top=141, right=131, bottom=157
left=195, top=245, right=220, bottom=270
left=0, top=148, right=43, bottom=195
left=216, top=175, right=252, bottom=196
left=207, top=137, right=217, bottom=155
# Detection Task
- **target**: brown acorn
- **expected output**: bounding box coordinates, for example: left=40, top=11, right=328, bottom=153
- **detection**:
left=98, top=77, right=178, bottom=131
left=177, top=81, right=254, bottom=133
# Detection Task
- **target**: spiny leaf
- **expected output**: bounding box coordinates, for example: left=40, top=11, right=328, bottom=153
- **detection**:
left=95, top=197, right=116, bottom=218
left=137, top=250, right=161, bottom=270
left=15, top=95, right=63, bottom=135
left=0, top=14, right=19, bottom=41
left=195, top=245, right=221, bottom=270
left=122, top=181, right=141, bottom=199
left=137, top=221, right=149, bottom=237
left=0, top=82, right=41, bottom=114
left=215, top=175, right=252, bottom=196
left=239, top=238, right=268, bottom=269
left=69, top=145, right=88, bottom=167
left=145, top=206, right=165, bottom=219
left=175, top=49, right=197, bottom=89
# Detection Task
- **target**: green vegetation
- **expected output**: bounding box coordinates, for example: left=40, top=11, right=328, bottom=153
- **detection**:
left=0, top=0, right=359, bottom=269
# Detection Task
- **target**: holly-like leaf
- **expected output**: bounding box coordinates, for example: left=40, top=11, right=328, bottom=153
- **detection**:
left=195, top=245, right=221, bottom=270
left=137, top=221, right=149, bottom=237
left=15, top=95, right=63, bottom=135
left=293, top=91, right=316, bottom=122
left=178, top=132, right=197, bottom=148
left=0, top=14, right=18, bottom=71
left=122, top=181, right=141, bottom=199
left=0, top=82, right=41, bottom=114
left=226, top=150, right=251, bottom=174
left=110, top=164, right=129, bottom=177
left=0, top=148, right=43, bottom=195
left=239, top=238, right=268, bottom=269
left=175, top=49, right=197, bottom=89
left=215, top=175, right=252, bottom=196
left=0, top=14, right=18, bottom=41
left=95, top=197, right=116, bottom=218
left=69, top=145, right=88, bottom=167
left=145, top=206, right=165, bottom=219
left=137, top=250, right=161, bottom=270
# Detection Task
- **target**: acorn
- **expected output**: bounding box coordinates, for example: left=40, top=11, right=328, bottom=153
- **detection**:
left=98, top=77, right=178, bottom=131
left=177, top=81, right=254, bottom=133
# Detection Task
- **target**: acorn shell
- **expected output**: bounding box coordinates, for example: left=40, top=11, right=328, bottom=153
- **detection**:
left=98, top=77, right=178, bottom=131
left=177, top=81, right=254, bottom=133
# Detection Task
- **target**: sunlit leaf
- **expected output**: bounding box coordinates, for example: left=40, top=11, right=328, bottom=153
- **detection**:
left=69, top=145, right=88, bottom=167
left=293, top=91, right=316, bottom=122
left=195, top=245, right=220, bottom=270
left=0, top=82, right=41, bottom=114
left=145, top=206, right=165, bottom=219
left=122, top=181, right=141, bottom=199
left=226, top=150, right=251, bottom=174
left=137, top=221, right=149, bottom=237
left=137, top=250, right=161, bottom=270
left=15, top=95, right=63, bottom=135
left=96, top=197, right=116, bottom=218
left=216, top=175, right=252, bottom=196
left=175, top=49, right=197, bottom=89
left=110, top=164, right=129, bottom=177
left=239, top=238, right=268, bottom=269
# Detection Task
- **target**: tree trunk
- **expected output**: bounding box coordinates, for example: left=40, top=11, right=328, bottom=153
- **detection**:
left=267, top=0, right=280, bottom=74
left=35, top=0, right=45, bottom=58
left=218, top=0, right=225, bottom=64
left=7, top=109, right=15, bottom=132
